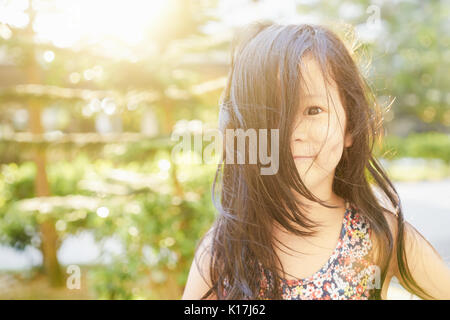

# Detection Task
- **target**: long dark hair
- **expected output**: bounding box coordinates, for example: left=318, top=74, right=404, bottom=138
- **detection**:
left=196, top=21, right=437, bottom=300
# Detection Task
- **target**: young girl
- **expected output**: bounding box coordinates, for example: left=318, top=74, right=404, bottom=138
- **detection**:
left=182, top=22, right=450, bottom=300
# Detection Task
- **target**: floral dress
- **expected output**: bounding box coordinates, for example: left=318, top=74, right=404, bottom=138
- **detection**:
left=223, top=201, right=379, bottom=300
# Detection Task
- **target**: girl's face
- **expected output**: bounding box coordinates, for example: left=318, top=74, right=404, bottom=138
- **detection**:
left=290, top=54, right=353, bottom=192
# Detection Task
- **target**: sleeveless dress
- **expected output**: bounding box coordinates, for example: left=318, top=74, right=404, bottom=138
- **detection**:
left=222, top=201, right=378, bottom=300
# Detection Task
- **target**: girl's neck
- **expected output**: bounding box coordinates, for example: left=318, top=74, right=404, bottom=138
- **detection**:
left=273, top=193, right=347, bottom=238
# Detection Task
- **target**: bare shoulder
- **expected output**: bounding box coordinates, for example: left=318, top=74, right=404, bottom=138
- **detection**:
left=181, top=227, right=218, bottom=300
left=369, top=207, right=399, bottom=253
left=380, top=207, right=441, bottom=266
left=380, top=207, right=399, bottom=235
left=365, top=206, right=399, bottom=299
left=374, top=206, right=450, bottom=299
left=375, top=207, right=420, bottom=272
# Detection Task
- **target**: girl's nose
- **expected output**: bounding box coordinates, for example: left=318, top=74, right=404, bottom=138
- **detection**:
left=292, top=119, right=311, bottom=142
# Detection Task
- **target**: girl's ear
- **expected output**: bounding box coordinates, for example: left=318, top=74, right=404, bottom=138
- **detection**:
left=344, top=131, right=353, bottom=148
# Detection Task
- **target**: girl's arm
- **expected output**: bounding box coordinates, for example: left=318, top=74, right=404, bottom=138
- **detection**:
left=181, top=229, right=218, bottom=300
left=383, top=210, right=450, bottom=299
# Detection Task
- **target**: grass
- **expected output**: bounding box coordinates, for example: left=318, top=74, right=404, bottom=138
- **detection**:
left=0, top=268, right=93, bottom=300
left=0, top=264, right=184, bottom=300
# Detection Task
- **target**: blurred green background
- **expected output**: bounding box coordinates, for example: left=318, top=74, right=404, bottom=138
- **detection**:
left=0, top=0, right=449, bottom=299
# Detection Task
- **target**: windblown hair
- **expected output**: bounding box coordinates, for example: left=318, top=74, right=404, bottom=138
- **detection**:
left=196, top=21, right=436, bottom=300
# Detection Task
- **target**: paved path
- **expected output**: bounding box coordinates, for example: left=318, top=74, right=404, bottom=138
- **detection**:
left=393, top=179, right=450, bottom=264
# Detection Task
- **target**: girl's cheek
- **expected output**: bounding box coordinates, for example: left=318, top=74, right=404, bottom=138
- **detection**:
left=316, top=122, right=344, bottom=168
left=310, top=119, right=330, bottom=144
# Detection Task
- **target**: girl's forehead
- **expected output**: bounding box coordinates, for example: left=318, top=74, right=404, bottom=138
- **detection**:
left=297, top=55, right=345, bottom=120
left=299, top=55, right=338, bottom=97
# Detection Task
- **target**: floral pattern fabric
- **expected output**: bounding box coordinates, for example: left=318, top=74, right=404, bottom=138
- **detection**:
left=223, top=201, right=379, bottom=300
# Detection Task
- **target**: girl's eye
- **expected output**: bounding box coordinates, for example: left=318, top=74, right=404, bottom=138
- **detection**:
left=303, top=106, right=323, bottom=116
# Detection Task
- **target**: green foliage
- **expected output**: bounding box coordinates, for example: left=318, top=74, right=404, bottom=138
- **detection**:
left=376, top=132, right=450, bottom=163
left=0, top=162, right=38, bottom=250
left=47, top=155, right=92, bottom=196
left=88, top=256, right=141, bottom=300
left=0, top=153, right=217, bottom=298
left=0, top=213, right=36, bottom=250
left=0, top=162, right=36, bottom=200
